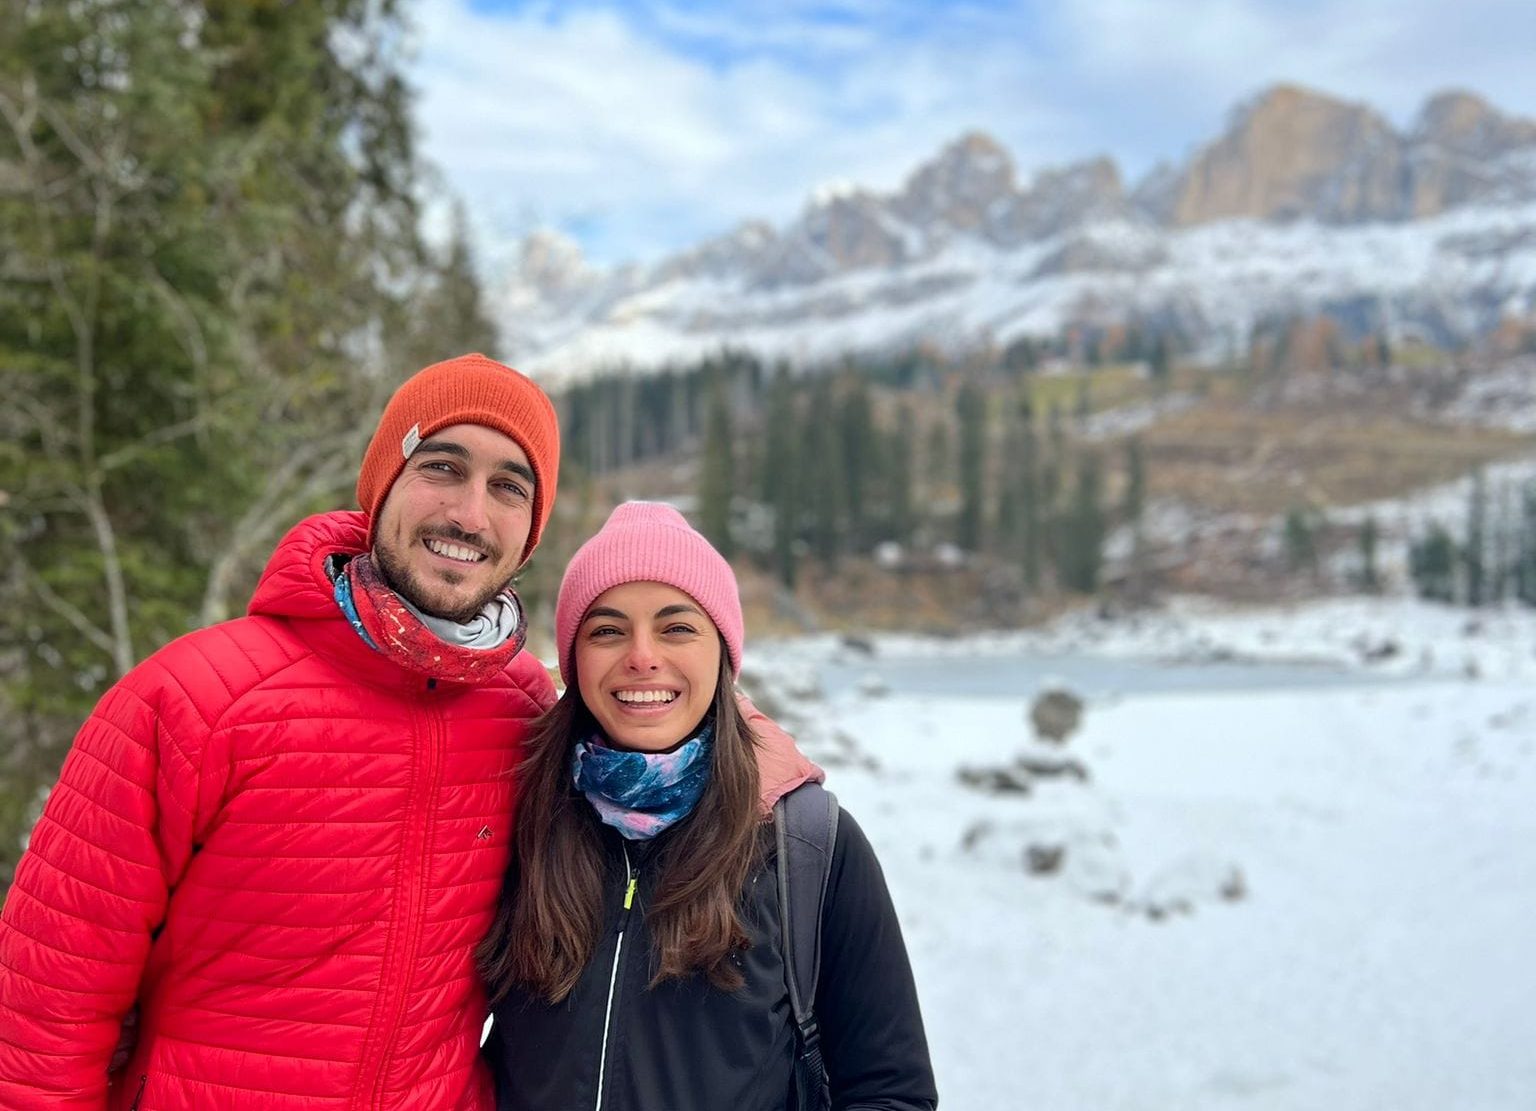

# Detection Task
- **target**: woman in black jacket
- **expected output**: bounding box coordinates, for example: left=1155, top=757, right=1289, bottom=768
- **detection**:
left=478, top=501, right=937, bottom=1111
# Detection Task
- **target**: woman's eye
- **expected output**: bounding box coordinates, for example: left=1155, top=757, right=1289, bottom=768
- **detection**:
left=663, top=623, right=699, bottom=636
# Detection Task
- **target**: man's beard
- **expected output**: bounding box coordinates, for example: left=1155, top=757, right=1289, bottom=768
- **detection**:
left=374, top=528, right=508, bottom=624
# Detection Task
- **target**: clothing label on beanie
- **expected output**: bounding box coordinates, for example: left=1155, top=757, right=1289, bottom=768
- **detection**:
left=401, top=422, right=422, bottom=459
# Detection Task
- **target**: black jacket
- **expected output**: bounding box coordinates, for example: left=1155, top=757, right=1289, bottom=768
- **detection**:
left=483, top=806, right=938, bottom=1111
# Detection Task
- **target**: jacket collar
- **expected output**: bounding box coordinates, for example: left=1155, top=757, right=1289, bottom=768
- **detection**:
left=247, top=510, right=489, bottom=691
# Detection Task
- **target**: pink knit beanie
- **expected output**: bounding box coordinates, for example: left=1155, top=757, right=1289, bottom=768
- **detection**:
left=555, top=501, right=744, bottom=685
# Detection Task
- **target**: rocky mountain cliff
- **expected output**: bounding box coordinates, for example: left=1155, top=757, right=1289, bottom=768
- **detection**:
left=494, top=84, right=1536, bottom=381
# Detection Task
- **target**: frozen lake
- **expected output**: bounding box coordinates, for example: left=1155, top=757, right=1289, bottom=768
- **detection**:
left=816, top=649, right=1397, bottom=700
left=750, top=599, right=1536, bottom=1110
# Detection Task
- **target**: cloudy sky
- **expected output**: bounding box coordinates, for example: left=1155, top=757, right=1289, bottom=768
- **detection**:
left=410, top=0, right=1536, bottom=272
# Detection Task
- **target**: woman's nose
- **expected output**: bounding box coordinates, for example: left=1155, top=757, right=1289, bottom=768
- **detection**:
left=624, top=633, right=661, bottom=671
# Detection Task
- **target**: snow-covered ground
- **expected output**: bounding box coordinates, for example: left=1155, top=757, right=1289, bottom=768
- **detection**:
left=746, top=597, right=1536, bottom=1110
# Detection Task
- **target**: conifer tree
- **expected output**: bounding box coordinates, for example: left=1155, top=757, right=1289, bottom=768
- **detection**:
left=956, top=382, right=986, bottom=551
left=762, top=369, right=799, bottom=587
left=888, top=403, right=916, bottom=550
left=838, top=375, right=875, bottom=552
left=698, top=373, right=735, bottom=559
left=1122, top=437, right=1149, bottom=603
left=805, top=376, right=841, bottom=565
left=1019, top=394, right=1042, bottom=592
left=1057, top=452, right=1105, bottom=592
left=1517, top=484, right=1536, bottom=607
left=1410, top=524, right=1457, bottom=603
left=1464, top=469, right=1488, bottom=606
left=402, top=201, right=500, bottom=366
left=1284, top=507, right=1319, bottom=580
left=1357, top=515, right=1381, bottom=593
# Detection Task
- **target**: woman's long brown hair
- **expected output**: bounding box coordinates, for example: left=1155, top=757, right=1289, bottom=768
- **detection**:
left=477, top=645, right=763, bottom=1005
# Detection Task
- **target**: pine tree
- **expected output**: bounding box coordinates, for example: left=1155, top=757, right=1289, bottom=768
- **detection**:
left=1019, top=394, right=1041, bottom=592
left=1464, top=469, right=1488, bottom=606
left=1283, top=507, right=1319, bottom=580
left=1490, top=479, right=1514, bottom=603
left=698, top=373, right=735, bottom=559
left=1122, top=437, right=1149, bottom=603
left=761, top=369, right=799, bottom=587
left=888, top=403, right=916, bottom=550
left=838, top=375, right=875, bottom=553
left=409, top=201, right=500, bottom=363
left=956, top=382, right=986, bottom=552
left=805, top=376, right=841, bottom=565
left=1356, top=515, right=1381, bottom=593
left=992, top=390, right=1036, bottom=573
left=1057, top=453, right=1105, bottom=593
left=1410, top=524, right=1457, bottom=603
left=1517, top=484, right=1536, bottom=607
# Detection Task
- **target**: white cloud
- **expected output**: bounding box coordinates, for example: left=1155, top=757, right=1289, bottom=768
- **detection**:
left=408, top=0, right=1536, bottom=271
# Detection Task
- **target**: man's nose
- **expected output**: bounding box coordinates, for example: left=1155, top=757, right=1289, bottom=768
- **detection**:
left=445, top=483, right=490, bottom=534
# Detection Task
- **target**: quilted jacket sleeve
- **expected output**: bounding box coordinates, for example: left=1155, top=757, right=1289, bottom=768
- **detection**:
left=0, top=654, right=206, bottom=1108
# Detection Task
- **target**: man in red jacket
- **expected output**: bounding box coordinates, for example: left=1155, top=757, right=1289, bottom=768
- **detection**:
left=0, top=354, right=569, bottom=1109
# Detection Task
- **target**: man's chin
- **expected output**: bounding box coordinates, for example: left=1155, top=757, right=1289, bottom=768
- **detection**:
left=408, top=585, right=495, bottom=625
left=375, top=552, right=501, bottom=624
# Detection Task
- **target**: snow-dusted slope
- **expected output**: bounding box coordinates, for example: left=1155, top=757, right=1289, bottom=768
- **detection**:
left=492, top=86, right=1536, bottom=385
left=744, top=598, right=1536, bottom=1109
left=500, top=201, right=1536, bottom=382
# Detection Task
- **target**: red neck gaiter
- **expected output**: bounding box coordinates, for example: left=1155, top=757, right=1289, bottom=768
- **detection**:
left=343, top=552, right=527, bottom=683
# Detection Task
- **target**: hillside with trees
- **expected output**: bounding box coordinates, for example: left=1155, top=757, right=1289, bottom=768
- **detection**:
left=0, top=1, right=500, bottom=888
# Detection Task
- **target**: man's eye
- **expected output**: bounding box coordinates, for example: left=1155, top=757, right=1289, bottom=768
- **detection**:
left=495, top=481, right=530, bottom=499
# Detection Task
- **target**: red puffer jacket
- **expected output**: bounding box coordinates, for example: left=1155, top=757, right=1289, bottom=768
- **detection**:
left=0, top=511, right=556, bottom=1110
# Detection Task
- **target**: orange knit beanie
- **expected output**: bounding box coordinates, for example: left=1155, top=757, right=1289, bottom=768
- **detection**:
left=355, top=353, right=560, bottom=562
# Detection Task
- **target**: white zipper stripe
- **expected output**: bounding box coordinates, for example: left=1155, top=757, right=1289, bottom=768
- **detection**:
left=593, top=931, right=625, bottom=1111
left=594, top=844, right=634, bottom=1111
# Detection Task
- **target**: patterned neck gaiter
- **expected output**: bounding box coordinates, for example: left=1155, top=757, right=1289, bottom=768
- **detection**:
left=571, top=723, right=715, bottom=840
left=331, top=552, right=527, bottom=683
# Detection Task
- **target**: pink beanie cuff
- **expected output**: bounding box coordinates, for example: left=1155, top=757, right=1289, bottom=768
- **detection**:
left=555, top=502, right=743, bottom=684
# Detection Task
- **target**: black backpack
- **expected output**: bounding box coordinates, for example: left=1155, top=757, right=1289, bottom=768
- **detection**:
left=773, top=782, right=839, bottom=1111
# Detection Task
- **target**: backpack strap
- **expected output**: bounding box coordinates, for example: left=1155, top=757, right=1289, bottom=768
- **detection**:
left=774, top=782, right=839, bottom=1111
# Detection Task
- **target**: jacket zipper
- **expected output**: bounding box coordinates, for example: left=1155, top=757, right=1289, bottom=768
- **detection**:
left=594, top=843, right=637, bottom=1111
left=128, top=1074, right=147, bottom=1111
left=356, top=685, right=446, bottom=1107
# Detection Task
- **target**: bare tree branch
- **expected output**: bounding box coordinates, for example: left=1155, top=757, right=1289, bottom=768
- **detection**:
left=98, top=413, right=217, bottom=473
left=80, top=483, right=134, bottom=674
left=19, top=559, right=116, bottom=657
left=141, top=261, right=209, bottom=379
left=198, top=436, right=367, bottom=625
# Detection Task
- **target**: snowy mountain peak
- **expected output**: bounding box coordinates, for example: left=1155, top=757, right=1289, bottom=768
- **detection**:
left=515, top=229, right=591, bottom=295
left=493, top=85, right=1536, bottom=384
left=1411, top=89, right=1536, bottom=153
left=892, top=130, right=1018, bottom=235
left=1168, top=84, right=1402, bottom=225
